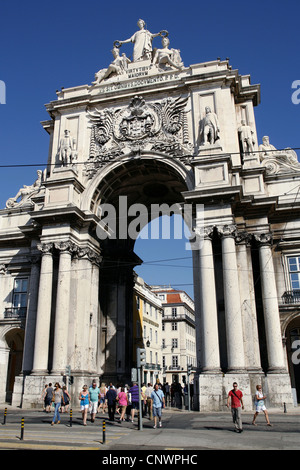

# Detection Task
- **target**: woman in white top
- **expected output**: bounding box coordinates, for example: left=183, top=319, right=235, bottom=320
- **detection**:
left=252, top=385, right=272, bottom=426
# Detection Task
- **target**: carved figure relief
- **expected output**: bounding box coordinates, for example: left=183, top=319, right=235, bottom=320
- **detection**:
left=85, top=95, right=191, bottom=178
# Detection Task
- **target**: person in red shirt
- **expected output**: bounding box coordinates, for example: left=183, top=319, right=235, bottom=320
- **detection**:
left=227, top=382, right=244, bottom=433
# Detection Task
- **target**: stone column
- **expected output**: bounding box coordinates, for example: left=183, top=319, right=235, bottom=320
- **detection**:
left=218, top=225, right=245, bottom=372
left=235, top=232, right=262, bottom=372
left=32, top=243, right=53, bottom=375
left=22, top=255, right=40, bottom=374
left=254, top=233, right=286, bottom=372
left=73, top=247, right=93, bottom=374
left=197, top=227, right=221, bottom=373
left=51, top=241, right=73, bottom=375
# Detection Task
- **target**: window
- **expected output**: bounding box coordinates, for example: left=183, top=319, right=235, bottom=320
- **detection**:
left=172, top=356, right=178, bottom=368
left=172, top=322, right=177, bottom=331
left=172, top=307, right=177, bottom=317
left=13, top=278, right=28, bottom=310
left=162, top=356, right=166, bottom=368
left=288, top=257, right=300, bottom=289
left=172, top=338, right=178, bottom=349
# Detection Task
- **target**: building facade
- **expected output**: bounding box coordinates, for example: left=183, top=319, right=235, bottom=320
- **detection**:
left=151, top=287, right=196, bottom=386
left=133, top=275, right=163, bottom=384
left=0, top=20, right=299, bottom=410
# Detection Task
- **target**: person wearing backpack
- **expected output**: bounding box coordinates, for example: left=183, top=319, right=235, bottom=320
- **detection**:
left=227, top=382, right=244, bottom=433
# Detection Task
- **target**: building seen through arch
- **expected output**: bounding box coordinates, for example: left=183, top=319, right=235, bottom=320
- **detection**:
left=0, top=20, right=299, bottom=409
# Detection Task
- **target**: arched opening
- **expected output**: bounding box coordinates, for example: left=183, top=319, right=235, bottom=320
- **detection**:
left=285, top=315, right=300, bottom=404
left=5, top=328, right=24, bottom=403
left=89, top=157, right=192, bottom=383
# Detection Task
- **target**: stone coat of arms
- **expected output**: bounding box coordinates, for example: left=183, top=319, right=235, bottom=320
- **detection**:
left=85, top=95, right=191, bottom=178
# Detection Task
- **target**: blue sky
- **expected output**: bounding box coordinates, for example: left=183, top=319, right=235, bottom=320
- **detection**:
left=0, top=0, right=299, bottom=299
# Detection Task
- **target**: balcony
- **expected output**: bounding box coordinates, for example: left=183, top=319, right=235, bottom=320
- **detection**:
left=4, top=307, right=27, bottom=319
left=281, top=290, right=300, bottom=304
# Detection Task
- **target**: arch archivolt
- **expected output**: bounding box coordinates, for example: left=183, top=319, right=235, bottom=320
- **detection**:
left=80, top=152, right=194, bottom=213
left=282, top=310, right=300, bottom=337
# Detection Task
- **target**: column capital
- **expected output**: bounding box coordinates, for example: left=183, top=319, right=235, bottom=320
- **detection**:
left=254, top=232, right=273, bottom=246
left=73, top=245, right=102, bottom=266
left=196, top=225, right=214, bottom=240
left=217, top=224, right=237, bottom=239
left=54, top=240, right=76, bottom=254
left=37, top=242, right=53, bottom=255
left=235, top=231, right=252, bottom=245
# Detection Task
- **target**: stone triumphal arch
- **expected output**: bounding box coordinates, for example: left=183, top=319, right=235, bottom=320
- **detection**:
left=0, top=20, right=299, bottom=409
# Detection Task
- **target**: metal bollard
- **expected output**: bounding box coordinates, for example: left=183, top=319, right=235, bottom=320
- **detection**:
left=284, top=402, right=287, bottom=413
left=20, top=417, right=24, bottom=440
left=102, top=419, right=106, bottom=444
left=3, top=408, right=7, bottom=425
left=69, top=408, right=72, bottom=427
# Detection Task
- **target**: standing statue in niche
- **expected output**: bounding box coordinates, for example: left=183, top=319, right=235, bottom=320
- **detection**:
left=200, top=106, right=220, bottom=145
left=115, top=19, right=168, bottom=62
left=152, top=36, right=184, bottom=70
left=238, top=120, right=256, bottom=154
left=58, top=129, right=77, bottom=166
left=93, top=46, right=131, bottom=85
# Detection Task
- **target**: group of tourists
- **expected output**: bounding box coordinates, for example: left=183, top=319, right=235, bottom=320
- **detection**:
left=42, top=380, right=271, bottom=431
left=42, top=380, right=166, bottom=428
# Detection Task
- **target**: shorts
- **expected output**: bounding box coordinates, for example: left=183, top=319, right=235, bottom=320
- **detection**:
left=99, top=397, right=105, bottom=404
left=90, top=402, right=98, bottom=414
left=256, top=403, right=266, bottom=412
left=131, top=401, right=139, bottom=410
left=152, top=406, right=162, bottom=417
left=80, top=404, right=89, bottom=411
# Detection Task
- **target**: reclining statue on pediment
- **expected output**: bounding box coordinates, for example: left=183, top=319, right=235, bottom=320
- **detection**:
left=6, top=170, right=43, bottom=208
left=152, top=37, right=184, bottom=71
left=259, top=135, right=300, bottom=174
left=93, top=46, right=131, bottom=85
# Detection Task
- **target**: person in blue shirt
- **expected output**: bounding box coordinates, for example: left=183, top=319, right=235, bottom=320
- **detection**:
left=150, top=383, right=165, bottom=428
left=89, top=380, right=100, bottom=423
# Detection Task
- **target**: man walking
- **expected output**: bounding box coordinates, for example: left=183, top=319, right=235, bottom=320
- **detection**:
left=227, top=382, right=244, bottom=433
left=89, top=380, right=100, bottom=423
left=151, top=383, right=165, bottom=428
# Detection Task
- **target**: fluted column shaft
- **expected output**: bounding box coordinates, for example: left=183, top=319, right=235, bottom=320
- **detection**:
left=197, top=227, right=221, bottom=373
left=32, top=243, right=53, bottom=374
left=51, top=242, right=73, bottom=374
left=218, top=225, right=245, bottom=372
left=255, top=233, right=285, bottom=372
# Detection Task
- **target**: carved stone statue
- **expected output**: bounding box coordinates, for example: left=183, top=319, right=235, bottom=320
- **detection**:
left=116, top=19, right=168, bottom=62
left=152, top=37, right=184, bottom=70
left=6, top=170, right=43, bottom=208
left=58, top=129, right=77, bottom=166
left=258, top=136, right=277, bottom=157
left=93, top=47, right=131, bottom=85
left=200, top=106, right=220, bottom=145
left=238, top=120, right=255, bottom=154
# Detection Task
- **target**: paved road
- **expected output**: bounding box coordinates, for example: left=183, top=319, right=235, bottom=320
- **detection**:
left=0, top=406, right=299, bottom=451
